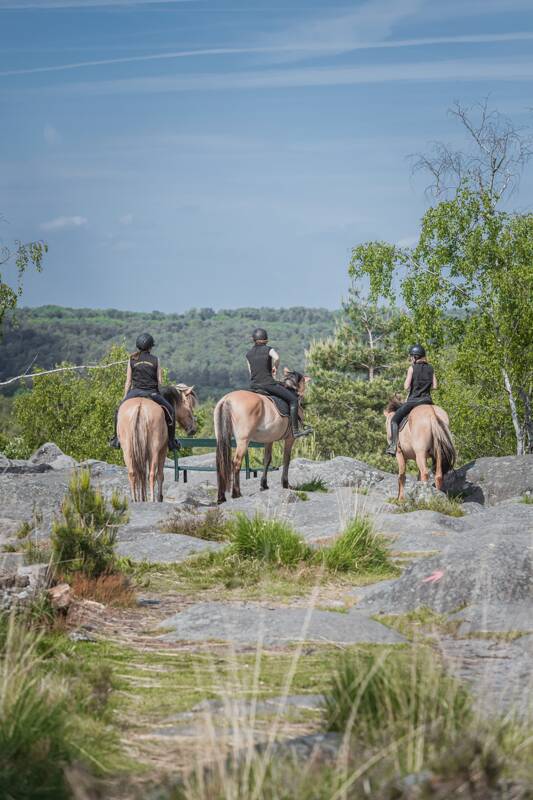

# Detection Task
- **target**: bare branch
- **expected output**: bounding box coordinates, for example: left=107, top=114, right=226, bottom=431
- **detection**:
left=0, top=360, right=128, bottom=387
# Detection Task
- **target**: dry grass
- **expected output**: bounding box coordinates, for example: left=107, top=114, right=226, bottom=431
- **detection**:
left=160, top=507, right=229, bottom=541
left=69, top=572, right=136, bottom=607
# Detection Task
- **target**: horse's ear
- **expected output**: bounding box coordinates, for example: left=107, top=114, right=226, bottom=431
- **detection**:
left=184, top=386, right=195, bottom=396
left=303, top=376, right=311, bottom=383
left=283, top=367, right=290, bottom=375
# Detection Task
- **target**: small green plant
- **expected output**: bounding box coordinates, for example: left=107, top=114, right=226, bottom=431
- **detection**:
left=293, top=476, right=328, bottom=493
left=294, top=490, right=309, bottom=501
left=227, top=513, right=312, bottom=567
left=521, top=492, right=533, bottom=504
left=160, top=507, right=230, bottom=541
left=390, top=494, right=464, bottom=517
left=318, top=516, right=396, bottom=575
left=51, top=470, right=128, bottom=578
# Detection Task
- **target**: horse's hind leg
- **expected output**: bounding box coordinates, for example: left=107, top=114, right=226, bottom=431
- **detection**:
left=149, top=459, right=157, bottom=502
left=396, top=450, right=406, bottom=501
left=281, top=437, right=294, bottom=489
left=261, top=442, right=273, bottom=491
left=232, top=438, right=248, bottom=498
left=415, top=451, right=429, bottom=484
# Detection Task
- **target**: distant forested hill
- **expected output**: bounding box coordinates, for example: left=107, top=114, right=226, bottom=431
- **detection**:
left=0, top=306, right=338, bottom=399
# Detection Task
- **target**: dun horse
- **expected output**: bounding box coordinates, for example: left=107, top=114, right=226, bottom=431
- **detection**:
left=118, top=384, right=198, bottom=502
left=215, top=370, right=310, bottom=504
left=384, top=398, right=456, bottom=501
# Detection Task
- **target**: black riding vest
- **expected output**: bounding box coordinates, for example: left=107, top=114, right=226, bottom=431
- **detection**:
left=246, top=344, right=276, bottom=388
left=130, top=352, right=159, bottom=392
left=407, top=361, right=434, bottom=401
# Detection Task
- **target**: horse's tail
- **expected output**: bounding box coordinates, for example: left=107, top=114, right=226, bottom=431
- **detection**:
left=130, top=402, right=149, bottom=500
left=215, top=399, right=233, bottom=503
left=430, top=411, right=456, bottom=477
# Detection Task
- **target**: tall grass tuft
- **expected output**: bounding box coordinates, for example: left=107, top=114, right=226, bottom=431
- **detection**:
left=323, top=648, right=471, bottom=770
left=0, top=615, right=78, bottom=799
left=390, top=494, right=464, bottom=517
left=160, top=507, right=230, bottom=541
left=293, top=476, right=328, bottom=493
left=319, top=516, right=396, bottom=575
left=51, top=469, right=128, bottom=578
left=227, top=513, right=312, bottom=567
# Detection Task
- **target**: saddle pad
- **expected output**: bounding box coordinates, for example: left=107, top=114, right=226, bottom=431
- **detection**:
left=249, top=388, right=290, bottom=417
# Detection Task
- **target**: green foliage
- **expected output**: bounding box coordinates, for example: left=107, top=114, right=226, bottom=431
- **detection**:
left=13, top=345, right=128, bottom=463
left=318, top=516, right=397, bottom=574
left=323, top=648, right=472, bottom=755
left=227, top=513, right=312, bottom=567
left=390, top=494, right=464, bottom=517
left=350, top=188, right=533, bottom=456
left=522, top=493, right=533, bottom=504
left=1, top=305, right=337, bottom=399
left=51, top=470, right=128, bottom=578
left=0, top=234, right=47, bottom=330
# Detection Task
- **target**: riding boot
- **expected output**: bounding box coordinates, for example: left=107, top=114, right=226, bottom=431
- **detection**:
left=385, top=420, right=399, bottom=456
left=290, top=401, right=312, bottom=439
left=167, top=419, right=182, bottom=452
left=109, top=408, right=121, bottom=449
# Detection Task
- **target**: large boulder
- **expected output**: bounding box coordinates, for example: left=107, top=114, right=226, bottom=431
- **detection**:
left=30, top=442, right=78, bottom=471
left=444, top=455, right=533, bottom=505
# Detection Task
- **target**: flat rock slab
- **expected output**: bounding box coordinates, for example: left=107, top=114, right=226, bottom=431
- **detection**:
left=158, top=601, right=405, bottom=646
left=451, top=602, right=533, bottom=635
left=444, top=454, right=533, bottom=505
left=116, top=531, right=223, bottom=563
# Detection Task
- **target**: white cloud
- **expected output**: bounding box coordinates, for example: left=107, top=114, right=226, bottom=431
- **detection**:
left=118, top=213, right=133, bottom=226
left=396, top=235, right=418, bottom=248
left=40, top=215, right=88, bottom=231
left=43, top=123, right=61, bottom=145
left=2, top=32, right=533, bottom=78
left=0, top=0, right=193, bottom=7
left=51, top=57, right=533, bottom=96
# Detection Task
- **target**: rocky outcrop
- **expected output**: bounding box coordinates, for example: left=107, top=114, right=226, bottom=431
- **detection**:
left=444, top=454, right=533, bottom=505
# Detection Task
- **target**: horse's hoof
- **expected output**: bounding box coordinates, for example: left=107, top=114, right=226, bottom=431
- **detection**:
left=260, top=483, right=269, bottom=491
left=218, top=497, right=226, bottom=505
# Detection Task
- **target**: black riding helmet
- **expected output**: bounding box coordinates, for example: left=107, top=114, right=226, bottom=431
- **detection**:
left=409, top=343, right=426, bottom=358
left=252, top=328, right=268, bottom=342
left=136, top=333, right=155, bottom=351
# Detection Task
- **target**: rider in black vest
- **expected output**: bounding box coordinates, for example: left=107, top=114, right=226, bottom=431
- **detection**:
left=109, top=333, right=181, bottom=451
left=385, top=343, right=437, bottom=456
left=246, top=328, right=311, bottom=438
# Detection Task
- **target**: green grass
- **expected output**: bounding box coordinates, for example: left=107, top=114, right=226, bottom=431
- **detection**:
left=294, top=490, right=309, bottom=501
left=317, top=516, right=398, bottom=576
left=227, top=513, right=312, bottom=567
left=159, top=507, right=230, bottom=541
left=521, top=493, right=533, bottom=504
left=376, top=606, right=462, bottom=640
left=292, top=476, right=328, bottom=493
left=389, top=494, right=465, bottom=517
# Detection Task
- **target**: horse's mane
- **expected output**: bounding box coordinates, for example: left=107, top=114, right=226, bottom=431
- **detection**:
left=160, top=384, right=199, bottom=408
left=385, top=395, right=403, bottom=413
left=282, top=371, right=304, bottom=393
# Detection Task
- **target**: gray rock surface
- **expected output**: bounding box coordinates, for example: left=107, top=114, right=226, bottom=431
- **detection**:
left=116, top=531, right=223, bottom=563
left=444, top=454, right=533, bottom=505
left=29, top=442, right=78, bottom=471
left=158, top=601, right=405, bottom=646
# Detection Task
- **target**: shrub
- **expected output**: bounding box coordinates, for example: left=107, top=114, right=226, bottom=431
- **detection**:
left=51, top=470, right=128, bottom=578
left=69, top=573, right=135, bottom=607
left=160, top=507, right=230, bottom=541
left=227, top=513, right=312, bottom=567
left=319, top=516, right=396, bottom=575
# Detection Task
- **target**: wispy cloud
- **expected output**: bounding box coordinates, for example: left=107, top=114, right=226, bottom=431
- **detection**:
left=118, top=213, right=133, bottom=225
left=2, top=32, right=533, bottom=78
left=43, top=123, right=61, bottom=145
left=0, top=0, right=194, bottom=8
left=46, top=57, right=533, bottom=96
left=40, top=215, right=87, bottom=231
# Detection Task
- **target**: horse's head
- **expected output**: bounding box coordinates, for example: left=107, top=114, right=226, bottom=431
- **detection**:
left=282, top=368, right=311, bottom=397
left=162, top=384, right=199, bottom=436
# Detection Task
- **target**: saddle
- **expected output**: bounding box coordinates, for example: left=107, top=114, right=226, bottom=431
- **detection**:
left=250, top=388, right=290, bottom=417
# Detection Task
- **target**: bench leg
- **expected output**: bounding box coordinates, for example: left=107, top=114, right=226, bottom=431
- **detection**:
left=184, top=470, right=188, bottom=484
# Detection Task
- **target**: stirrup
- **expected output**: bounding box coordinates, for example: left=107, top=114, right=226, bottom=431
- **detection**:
left=293, top=427, right=313, bottom=439
left=385, top=444, right=397, bottom=456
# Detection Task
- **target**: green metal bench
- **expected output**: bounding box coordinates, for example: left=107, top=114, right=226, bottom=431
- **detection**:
left=170, top=437, right=267, bottom=483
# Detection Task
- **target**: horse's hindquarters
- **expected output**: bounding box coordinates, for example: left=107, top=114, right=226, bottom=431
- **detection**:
left=118, top=399, right=167, bottom=502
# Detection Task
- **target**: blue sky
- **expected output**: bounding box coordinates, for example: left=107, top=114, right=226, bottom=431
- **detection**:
left=1, top=0, right=532, bottom=312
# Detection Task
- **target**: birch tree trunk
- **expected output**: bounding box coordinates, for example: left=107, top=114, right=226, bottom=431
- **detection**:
left=502, top=368, right=525, bottom=455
